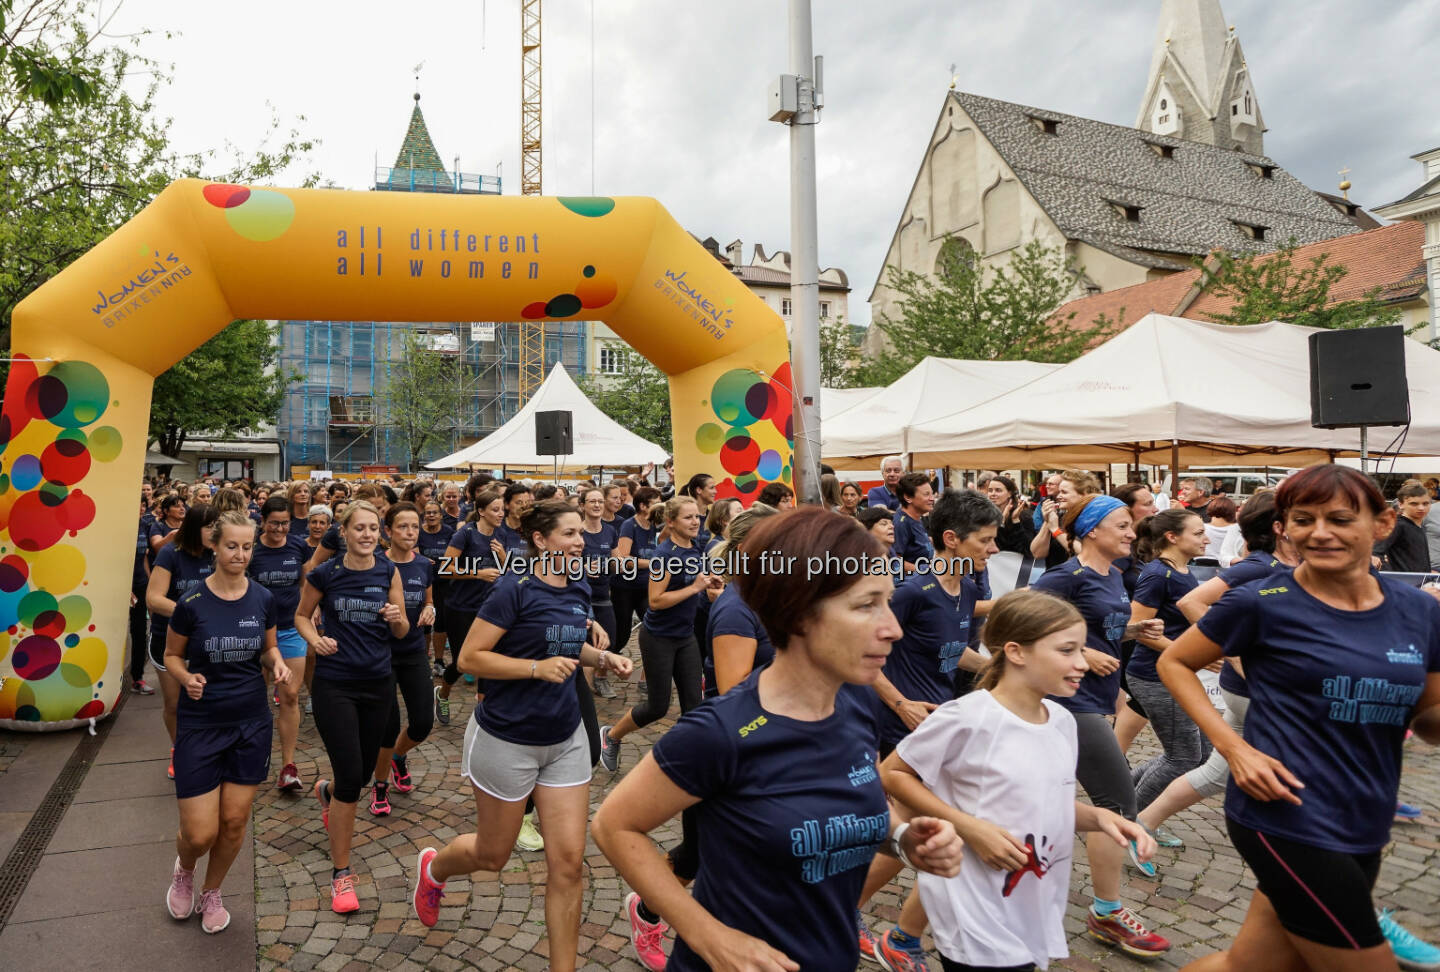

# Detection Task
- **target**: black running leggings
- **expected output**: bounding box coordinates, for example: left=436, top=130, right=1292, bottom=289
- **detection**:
left=383, top=652, right=435, bottom=748
left=442, top=607, right=478, bottom=687
left=591, top=601, right=617, bottom=655
left=575, top=670, right=600, bottom=767
left=128, top=580, right=148, bottom=682
left=629, top=628, right=702, bottom=729
left=612, top=585, right=646, bottom=652
left=312, top=674, right=394, bottom=803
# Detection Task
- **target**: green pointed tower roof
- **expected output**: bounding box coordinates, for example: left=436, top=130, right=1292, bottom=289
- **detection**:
left=394, top=93, right=448, bottom=173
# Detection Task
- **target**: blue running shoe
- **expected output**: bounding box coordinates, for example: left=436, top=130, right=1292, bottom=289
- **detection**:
left=1396, top=803, right=1423, bottom=821
left=1378, top=909, right=1440, bottom=971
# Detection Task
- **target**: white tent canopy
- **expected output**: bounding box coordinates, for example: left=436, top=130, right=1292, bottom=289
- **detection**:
left=820, top=385, right=881, bottom=420
left=426, top=362, right=669, bottom=470
left=908, top=315, right=1440, bottom=468
left=822, top=357, right=1061, bottom=468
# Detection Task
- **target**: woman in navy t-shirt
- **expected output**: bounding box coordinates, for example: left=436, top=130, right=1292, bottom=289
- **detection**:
left=592, top=508, right=963, bottom=971
left=410, top=500, right=631, bottom=972
left=146, top=504, right=218, bottom=779
left=294, top=500, right=409, bottom=916
left=1126, top=508, right=1209, bottom=815
left=369, top=502, right=436, bottom=816
left=612, top=486, right=663, bottom=654
left=1161, top=465, right=1440, bottom=961
left=579, top=487, right=620, bottom=717
left=249, top=495, right=310, bottom=793
left=164, top=511, right=288, bottom=934
left=418, top=500, right=455, bottom=675
left=599, top=496, right=719, bottom=773
left=1032, top=495, right=1172, bottom=959
left=435, top=486, right=505, bottom=724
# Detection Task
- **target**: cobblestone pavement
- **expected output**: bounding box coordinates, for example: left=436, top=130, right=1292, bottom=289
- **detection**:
left=250, top=664, right=1440, bottom=972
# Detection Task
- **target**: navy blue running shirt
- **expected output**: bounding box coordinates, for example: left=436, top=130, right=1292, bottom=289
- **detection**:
left=494, top=523, right=531, bottom=567
left=582, top=521, right=619, bottom=603
left=891, top=511, right=934, bottom=566
left=1032, top=558, right=1130, bottom=715
left=1200, top=572, right=1440, bottom=853
left=1127, top=561, right=1199, bottom=683
left=644, top=539, right=706, bottom=638
left=418, top=524, right=455, bottom=575
left=444, top=522, right=501, bottom=613
left=152, top=545, right=214, bottom=639
left=703, top=583, right=775, bottom=699
left=169, top=580, right=277, bottom=729
left=877, top=572, right=979, bottom=746
left=1213, top=553, right=1290, bottom=698
left=248, top=535, right=308, bottom=630
left=133, top=518, right=149, bottom=588
left=654, top=676, right=888, bottom=971
left=473, top=573, right=594, bottom=746
left=390, top=554, right=433, bottom=655
left=616, top=517, right=659, bottom=590
left=306, top=558, right=399, bottom=681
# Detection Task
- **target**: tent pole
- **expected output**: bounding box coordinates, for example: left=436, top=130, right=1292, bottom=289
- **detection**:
left=1170, top=439, right=1180, bottom=499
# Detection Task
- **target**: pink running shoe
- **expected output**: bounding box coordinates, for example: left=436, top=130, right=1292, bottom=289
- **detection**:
left=625, top=891, right=669, bottom=970
left=413, top=848, right=445, bottom=928
left=198, top=888, right=230, bottom=933
left=166, top=857, right=195, bottom=919
left=369, top=781, right=391, bottom=816
left=330, top=872, right=359, bottom=914
left=390, top=755, right=414, bottom=793
left=277, top=762, right=302, bottom=792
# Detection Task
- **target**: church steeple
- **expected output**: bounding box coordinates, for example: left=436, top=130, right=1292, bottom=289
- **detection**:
left=1136, top=0, right=1265, bottom=156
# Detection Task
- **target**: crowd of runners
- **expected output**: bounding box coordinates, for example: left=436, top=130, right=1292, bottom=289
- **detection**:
left=129, top=461, right=1440, bottom=971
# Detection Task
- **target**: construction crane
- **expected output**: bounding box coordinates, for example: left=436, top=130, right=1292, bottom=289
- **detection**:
left=517, top=0, right=546, bottom=405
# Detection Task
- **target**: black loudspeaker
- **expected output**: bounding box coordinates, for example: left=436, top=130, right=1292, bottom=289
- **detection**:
left=1308, top=326, right=1409, bottom=429
left=535, top=410, right=573, bottom=455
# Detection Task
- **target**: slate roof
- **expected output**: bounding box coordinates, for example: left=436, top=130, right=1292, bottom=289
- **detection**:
left=1052, top=220, right=1427, bottom=335
left=950, top=90, right=1360, bottom=264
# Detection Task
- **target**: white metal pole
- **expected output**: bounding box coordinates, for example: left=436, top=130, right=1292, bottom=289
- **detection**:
left=785, top=0, right=823, bottom=506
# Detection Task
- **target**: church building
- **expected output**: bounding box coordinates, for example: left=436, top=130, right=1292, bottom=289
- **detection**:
left=865, top=0, right=1372, bottom=352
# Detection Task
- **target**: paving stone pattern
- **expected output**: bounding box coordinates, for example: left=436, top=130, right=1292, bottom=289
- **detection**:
left=250, top=666, right=1440, bottom=972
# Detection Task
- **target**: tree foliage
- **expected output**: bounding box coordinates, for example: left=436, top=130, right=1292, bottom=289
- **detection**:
left=1194, top=241, right=1404, bottom=330
left=1, top=0, right=99, bottom=109
left=577, top=347, right=672, bottom=453
left=854, top=239, right=1116, bottom=386
left=816, top=314, right=860, bottom=388
left=1, top=0, right=316, bottom=432
left=378, top=331, right=473, bottom=472
left=149, top=319, right=291, bottom=457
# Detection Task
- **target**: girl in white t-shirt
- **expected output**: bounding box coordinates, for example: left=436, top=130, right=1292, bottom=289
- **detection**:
left=880, top=589, right=1157, bottom=971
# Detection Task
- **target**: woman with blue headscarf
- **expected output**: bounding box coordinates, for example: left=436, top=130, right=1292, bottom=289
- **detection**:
left=1033, top=493, right=1174, bottom=961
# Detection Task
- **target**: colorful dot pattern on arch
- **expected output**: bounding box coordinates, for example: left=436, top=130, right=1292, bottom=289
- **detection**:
left=0, top=357, right=120, bottom=722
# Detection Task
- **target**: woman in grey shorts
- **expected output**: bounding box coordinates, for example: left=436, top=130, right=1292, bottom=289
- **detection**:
left=410, top=499, right=632, bottom=972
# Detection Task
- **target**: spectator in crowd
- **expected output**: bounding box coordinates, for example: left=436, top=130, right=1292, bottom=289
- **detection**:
left=1202, top=496, right=1239, bottom=562
left=867, top=456, right=904, bottom=511
left=984, top=474, right=1036, bottom=555
left=1178, top=477, right=1215, bottom=522
left=1376, top=481, right=1433, bottom=573
left=757, top=482, right=795, bottom=510
left=838, top=481, right=862, bottom=517
left=820, top=473, right=843, bottom=512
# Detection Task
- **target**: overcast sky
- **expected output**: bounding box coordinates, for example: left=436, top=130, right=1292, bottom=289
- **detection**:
left=110, top=0, right=1440, bottom=325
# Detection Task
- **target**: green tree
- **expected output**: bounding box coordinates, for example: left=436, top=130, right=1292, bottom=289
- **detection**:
left=148, top=319, right=293, bottom=457
left=854, top=239, right=1116, bottom=386
left=378, top=331, right=473, bottom=471
left=816, top=314, right=860, bottom=388
left=0, top=0, right=316, bottom=392
left=577, top=347, right=672, bottom=452
left=1, top=0, right=99, bottom=110
left=1195, top=241, right=1404, bottom=330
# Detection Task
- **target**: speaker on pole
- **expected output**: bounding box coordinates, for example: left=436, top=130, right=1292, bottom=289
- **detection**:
left=535, top=410, right=573, bottom=455
left=1308, top=325, right=1409, bottom=429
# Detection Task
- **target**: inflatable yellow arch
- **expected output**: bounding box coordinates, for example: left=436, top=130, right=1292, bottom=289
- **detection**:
left=0, top=181, right=795, bottom=729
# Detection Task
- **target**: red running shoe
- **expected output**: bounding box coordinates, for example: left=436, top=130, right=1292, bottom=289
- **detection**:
left=277, top=762, right=302, bottom=792
left=167, top=747, right=174, bottom=780
left=1086, top=905, right=1172, bottom=958
left=412, top=848, right=445, bottom=927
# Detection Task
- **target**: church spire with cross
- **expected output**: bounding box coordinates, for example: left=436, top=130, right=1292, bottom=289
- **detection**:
left=1136, top=0, right=1265, bottom=156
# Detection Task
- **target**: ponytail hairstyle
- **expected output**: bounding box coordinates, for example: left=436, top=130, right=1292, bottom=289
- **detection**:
left=209, top=487, right=248, bottom=515
left=657, top=495, right=699, bottom=542
left=709, top=502, right=779, bottom=575
left=1133, top=508, right=1200, bottom=566
left=206, top=509, right=254, bottom=547
left=337, top=498, right=381, bottom=532
left=1237, top=489, right=1280, bottom=554
left=467, top=485, right=506, bottom=524
left=975, top=590, right=1085, bottom=691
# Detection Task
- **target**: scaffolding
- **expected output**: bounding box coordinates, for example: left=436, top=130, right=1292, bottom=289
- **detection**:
left=278, top=320, right=586, bottom=474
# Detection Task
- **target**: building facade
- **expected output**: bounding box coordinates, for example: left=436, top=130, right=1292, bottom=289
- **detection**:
left=864, top=0, right=1372, bottom=355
